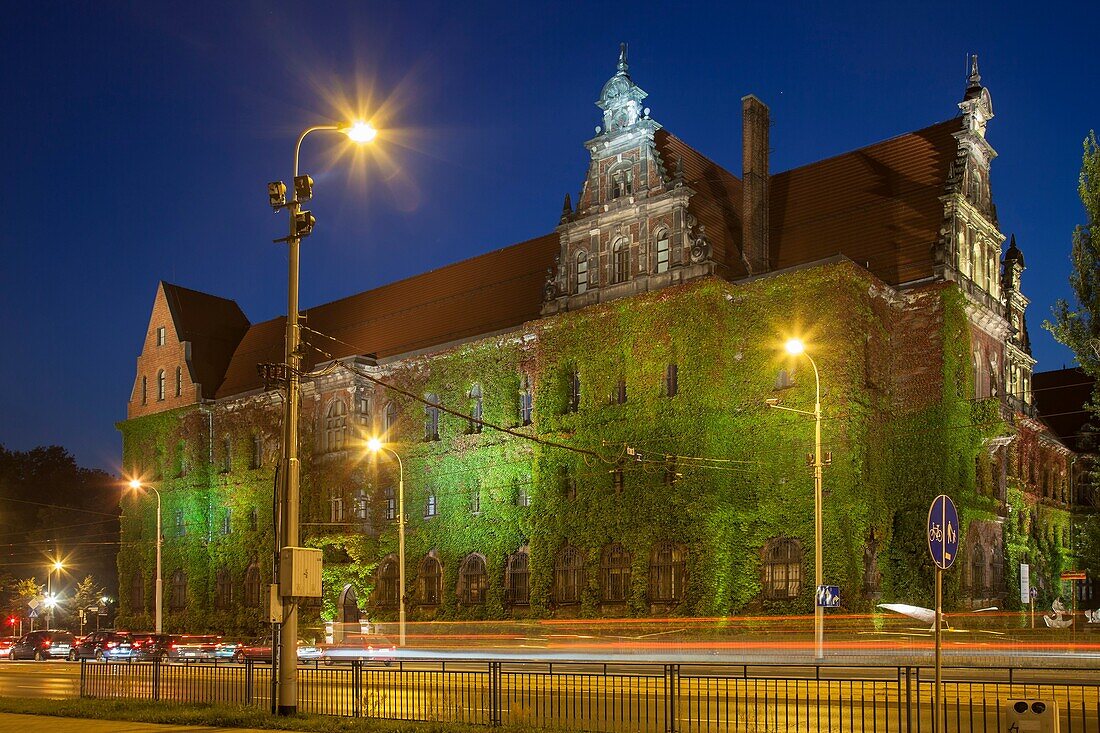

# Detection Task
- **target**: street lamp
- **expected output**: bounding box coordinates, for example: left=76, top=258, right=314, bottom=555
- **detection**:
left=127, top=479, right=162, bottom=634
left=273, top=121, right=376, bottom=717
left=766, top=337, right=825, bottom=661
left=366, top=437, right=406, bottom=648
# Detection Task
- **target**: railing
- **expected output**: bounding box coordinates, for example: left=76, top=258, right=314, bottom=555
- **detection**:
left=80, top=658, right=1100, bottom=732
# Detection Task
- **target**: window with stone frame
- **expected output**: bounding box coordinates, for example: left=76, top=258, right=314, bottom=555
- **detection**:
left=468, top=384, right=483, bottom=434
left=553, top=545, right=585, bottom=605
left=469, top=485, right=481, bottom=515
left=612, top=239, right=629, bottom=284
left=424, top=393, right=440, bottom=441
left=353, top=489, right=368, bottom=520
left=169, top=569, right=187, bottom=610
left=243, top=562, right=262, bottom=607
left=519, top=374, right=533, bottom=425
left=383, top=402, right=398, bottom=435
left=329, top=492, right=345, bottom=523
left=458, top=554, right=488, bottom=605
left=762, top=538, right=802, bottom=600
left=157, top=370, right=166, bottom=401
left=214, top=567, right=232, bottom=609
left=600, top=543, right=631, bottom=603
left=649, top=542, right=687, bottom=602
left=515, top=476, right=530, bottom=508
left=505, top=549, right=530, bottom=606
left=568, top=368, right=581, bottom=413
left=174, top=509, right=186, bottom=537
left=384, top=486, right=396, bottom=521
left=324, top=399, right=349, bottom=453
left=375, top=559, right=398, bottom=607
left=610, top=164, right=634, bottom=199
left=418, top=555, right=442, bottom=605
left=357, top=395, right=372, bottom=427
left=612, top=461, right=624, bottom=495
left=576, top=251, right=589, bottom=294
left=175, top=366, right=183, bottom=397
left=655, top=229, right=670, bottom=273
left=424, top=490, right=437, bottom=518
left=221, top=508, right=231, bottom=535
left=611, top=377, right=627, bottom=405
left=130, top=573, right=145, bottom=613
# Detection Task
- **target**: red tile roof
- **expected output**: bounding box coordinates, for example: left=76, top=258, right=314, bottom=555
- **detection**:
left=216, top=233, right=559, bottom=397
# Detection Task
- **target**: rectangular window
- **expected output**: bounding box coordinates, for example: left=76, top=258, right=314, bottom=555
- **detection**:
left=221, top=508, right=231, bottom=535
left=665, top=363, right=678, bottom=397
left=251, top=436, right=263, bottom=469
left=222, top=437, right=231, bottom=473
left=330, top=496, right=345, bottom=523
left=656, top=234, right=670, bottom=274
left=577, top=256, right=588, bottom=294
left=613, top=377, right=627, bottom=405
left=156, top=327, right=166, bottom=347
left=353, top=491, right=368, bottom=520
left=385, top=488, right=396, bottom=521
left=613, top=462, right=624, bottom=495
left=470, top=488, right=481, bottom=515
left=174, top=509, right=185, bottom=537
left=568, top=369, right=581, bottom=413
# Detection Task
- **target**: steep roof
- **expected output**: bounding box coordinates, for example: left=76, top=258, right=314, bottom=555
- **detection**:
left=770, top=118, right=960, bottom=284
left=161, top=282, right=250, bottom=396
left=216, top=233, right=559, bottom=397
left=1033, top=367, right=1097, bottom=454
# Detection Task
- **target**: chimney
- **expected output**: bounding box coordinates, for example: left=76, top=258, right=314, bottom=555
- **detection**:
left=741, top=95, right=770, bottom=275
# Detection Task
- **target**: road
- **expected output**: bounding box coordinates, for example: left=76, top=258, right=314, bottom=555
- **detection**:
left=4, top=658, right=1098, bottom=732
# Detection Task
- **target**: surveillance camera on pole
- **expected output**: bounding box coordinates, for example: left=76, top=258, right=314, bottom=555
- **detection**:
left=267, top=181, right=287, bottom=210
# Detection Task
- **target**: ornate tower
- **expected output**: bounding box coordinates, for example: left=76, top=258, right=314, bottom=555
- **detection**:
left=541, top=45, right=717, bottom=315
left=1002, top=235, right=1035, bottom=413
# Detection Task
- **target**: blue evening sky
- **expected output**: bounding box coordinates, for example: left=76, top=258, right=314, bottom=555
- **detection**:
left=1, top=2, right=1096, bottom=471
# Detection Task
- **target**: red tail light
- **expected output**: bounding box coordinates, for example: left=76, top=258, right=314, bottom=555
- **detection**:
left=105, top=642, right=115, bottom=648
left=170, top=643, right=177, bottom=649
left=43, top=640, right=52, bottom=648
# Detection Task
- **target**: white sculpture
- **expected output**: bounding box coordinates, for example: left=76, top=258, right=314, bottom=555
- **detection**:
left=1043, top=597, right=1073, bottom=629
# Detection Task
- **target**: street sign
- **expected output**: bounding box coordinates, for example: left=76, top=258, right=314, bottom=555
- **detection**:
left=27, top=608, right=38, bottom=619
left=1020, top=563, right=1031, bottom=605
left=27, top=599, right=39, bottom=611
left=926, top=494, right=959, bottom=570
left=1061, top=571, right=1087, bottom=581
left=816, top=585, right=841, bottom=608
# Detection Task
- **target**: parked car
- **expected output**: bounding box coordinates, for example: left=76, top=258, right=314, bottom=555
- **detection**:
left=130, top=633, right=175, bottom=661
left=0, top=637, right=19, bottom=657
left=232, top=637, right=323, bottom=664
left=9, top=630, right=74, bottom=661
left=321, top=635, right=396, bottom=666
left=68, top=631, right=133, bottom=661
left=169, top=635, right=220, bottom=662
left=215, top=639, right=242, bottom=661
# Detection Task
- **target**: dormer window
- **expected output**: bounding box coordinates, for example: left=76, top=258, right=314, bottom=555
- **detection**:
left=156, top=327, right=166, bottom=347
left=610, top=165, right=633, bottom=199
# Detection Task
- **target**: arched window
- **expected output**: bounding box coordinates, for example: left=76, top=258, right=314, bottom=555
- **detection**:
left=339, top=585, right=360, bottom=625
left=244, top=562, right=261, bottom=607
left=130, top=572, right=145, bottom=613
left=424, top=490, right=437, bottom=518
left=600, top=543, right=632, bottom=603
left=169, top=569, right=187, bottom=610
left=324, top=400, right=348, bottom=452
left=612, top=238, right=629, bottom=284
left=424, top=393, right=440, bottom=441
left=762, top=538, right=802, bottom=600
left=376, top=559, right=398, bottom=607
left=175, top=366, right=183, bottom=397
left=156, top=370, right=166, bottom=401
left=576, top=251, right=589, bottom=294
left=655, top=229, right=670, bottom=274
left=141, top=376, right=148, bottom=405
left=383, top=402, right=397, bottom=435
left=650, top=542, right=687, bottom=602
left=458, top=554, right=487, bottom=605
left=519, top=374, right=533, bottom=426
left=214, top=567, right=232, bottom=610
left=418, top=555, right=442, bottom=605
left=553, top=545, right=585, bottom=605
left=505, top=549, right=530, bottom=606
left=468, top=384, right=483, bottom=434
left=973, top=352, right=983, bottom=399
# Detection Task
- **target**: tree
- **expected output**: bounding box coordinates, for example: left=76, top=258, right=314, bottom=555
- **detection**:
left=72, top=574, right=104, bottom=633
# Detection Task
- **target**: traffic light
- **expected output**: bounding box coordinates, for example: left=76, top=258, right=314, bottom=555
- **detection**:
left=267, top=181, right=287, bottom=210
left=294, top=210, right=316, bottom=238
left=293, top=175, right=314, bottom=202
left=6, top=617, right=14, bottom=626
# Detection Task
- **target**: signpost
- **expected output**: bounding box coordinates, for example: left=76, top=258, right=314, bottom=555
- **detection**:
left=927, top=494, right=958, bottom=733
left=816, top=585, right=841, bottom=608
left=1061, top=571, right=1087, bottom=635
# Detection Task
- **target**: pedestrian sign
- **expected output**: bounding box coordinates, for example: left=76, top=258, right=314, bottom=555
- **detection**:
left=816, top=585, right=841, bottom=608
left=926, top=494, right=959, bottom=570
left=27, top=608, right=38, bottom=619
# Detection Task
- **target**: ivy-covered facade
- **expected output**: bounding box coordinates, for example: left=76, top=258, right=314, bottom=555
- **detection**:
left=117, top=51, right=1086, bottom=634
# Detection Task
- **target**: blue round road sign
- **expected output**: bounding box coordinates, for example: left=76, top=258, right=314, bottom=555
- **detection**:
left=927, top=494, right=959, bottom=570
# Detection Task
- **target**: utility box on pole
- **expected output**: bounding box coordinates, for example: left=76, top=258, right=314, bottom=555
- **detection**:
left=1005, top=699, right=1059, bottom=732
left=279, top=547, right=323, bottom=597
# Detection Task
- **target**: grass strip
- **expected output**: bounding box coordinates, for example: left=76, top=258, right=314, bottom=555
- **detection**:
left=0, top=697, right=557, bottom=732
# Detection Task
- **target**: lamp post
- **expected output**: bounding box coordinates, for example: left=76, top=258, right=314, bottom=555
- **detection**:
left=128, top=479, right=162, bottom=634
left=274, top=121, right=376, bottom=716
left=366, top=437, right=405, bottom=647
left=46, top=560, right=63, bottom=628
left=766, top=337, right=825, bottom=661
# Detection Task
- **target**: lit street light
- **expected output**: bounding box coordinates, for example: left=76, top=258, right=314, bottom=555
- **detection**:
left=127, top=479, right=162, bottom=634
left=46, top=559, right=64, bottom=628
left=273, top=120, right=376, bottom=716
left=766, top=337, right=826, bottom=661
left=366, top=437, right=406, bottom=648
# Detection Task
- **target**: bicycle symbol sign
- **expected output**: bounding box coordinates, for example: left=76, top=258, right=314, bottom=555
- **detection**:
left=926, top=494, right=959, bottom=570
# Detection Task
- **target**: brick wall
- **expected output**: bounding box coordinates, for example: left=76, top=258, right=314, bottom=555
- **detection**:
left=128, top=283, right=200, bottom=419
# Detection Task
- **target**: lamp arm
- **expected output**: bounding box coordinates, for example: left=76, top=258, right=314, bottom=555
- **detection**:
left=294, top=125, right=340, bottom=179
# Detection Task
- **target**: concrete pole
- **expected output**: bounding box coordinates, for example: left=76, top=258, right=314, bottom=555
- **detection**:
left=154, top=488, right=162, bottom=634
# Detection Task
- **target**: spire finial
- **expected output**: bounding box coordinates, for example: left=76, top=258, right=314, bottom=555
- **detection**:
left=617, top=42, right=628, bottom=74
left=968, top=54, right=981, bottom=86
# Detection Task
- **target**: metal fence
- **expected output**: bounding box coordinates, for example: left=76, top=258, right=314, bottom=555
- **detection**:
left=80, top=658, right=1100, bottom=732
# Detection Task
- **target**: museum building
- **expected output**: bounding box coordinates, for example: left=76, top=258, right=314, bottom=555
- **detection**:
left=116, top=51, right=1085, bottom=632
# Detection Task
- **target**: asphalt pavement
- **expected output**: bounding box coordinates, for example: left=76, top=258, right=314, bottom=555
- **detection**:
left=0, top=713, right=273, bottom=732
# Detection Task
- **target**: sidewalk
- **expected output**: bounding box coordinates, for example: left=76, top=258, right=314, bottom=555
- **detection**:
left=0, top=713, right=275, bottom=733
